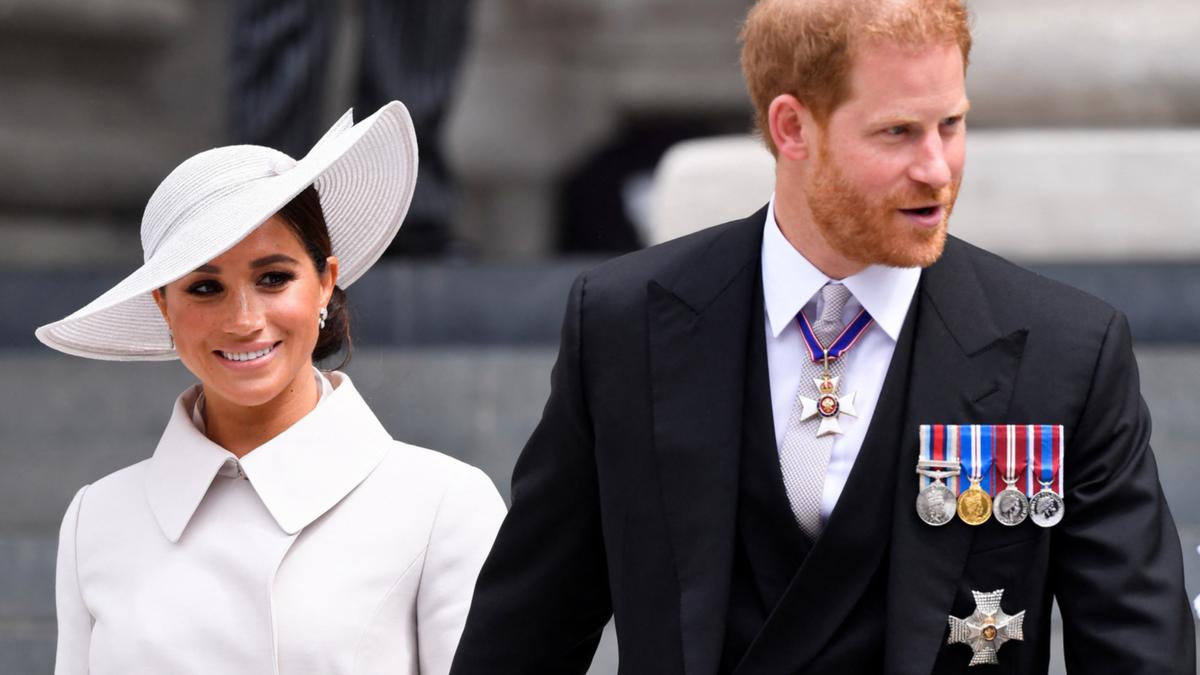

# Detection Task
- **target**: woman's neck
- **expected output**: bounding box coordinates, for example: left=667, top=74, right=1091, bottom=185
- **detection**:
left=201, top=371, right=321, bottom=458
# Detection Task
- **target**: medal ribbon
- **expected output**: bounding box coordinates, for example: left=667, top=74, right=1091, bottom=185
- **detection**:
left=994, top=424, right=1027, bottom=494
left=919, top=424, right=931, bottom=493
left=919, top=424, right=959, bottom=493
left=1030, top=424, right=1064, bottom=494
left=798, top=307, right=874, bottom=363
left=942, top=424, right=960, bottom=493
left=958, top=424, right=994, bottom=494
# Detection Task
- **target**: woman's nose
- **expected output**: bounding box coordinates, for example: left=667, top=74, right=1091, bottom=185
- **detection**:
left=221, top=287, right=266, bottom=335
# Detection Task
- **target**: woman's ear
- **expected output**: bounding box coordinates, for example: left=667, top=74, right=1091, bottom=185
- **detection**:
left=151, top=288, right=169, bottom=321
left=322, top=256, right=339, bottom=305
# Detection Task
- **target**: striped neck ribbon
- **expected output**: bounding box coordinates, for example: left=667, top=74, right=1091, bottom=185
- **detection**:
left=798, top=307, right=874, bottom=364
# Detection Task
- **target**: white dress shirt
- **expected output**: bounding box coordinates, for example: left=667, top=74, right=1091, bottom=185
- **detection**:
left=55, top=370, right=506, bottom=675
left=762, top=198, right=920, bottom=521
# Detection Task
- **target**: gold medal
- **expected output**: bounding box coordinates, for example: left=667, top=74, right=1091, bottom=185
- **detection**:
left=957, top=479, right=992, bottom=526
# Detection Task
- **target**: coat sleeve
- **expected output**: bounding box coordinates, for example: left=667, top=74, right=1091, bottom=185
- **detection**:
left=55, top=486, right=93, bottom=675
left=416, top=465, right=507, bottom=675
left=1054, top=310, right=1196, bottom=673
left=450, top=274, right=614, bottom=674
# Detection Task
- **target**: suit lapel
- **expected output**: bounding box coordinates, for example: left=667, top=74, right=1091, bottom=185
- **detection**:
left=884, top=238, right=1028, bottom=675
left=647, top=209, right=766, bottom=675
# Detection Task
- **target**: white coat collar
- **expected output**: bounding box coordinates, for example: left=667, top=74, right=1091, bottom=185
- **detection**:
left=144, top=370, right=391, bottom=542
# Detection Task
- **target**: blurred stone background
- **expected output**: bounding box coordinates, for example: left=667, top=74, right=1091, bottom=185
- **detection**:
left=1, top=0, right=1198, bottom=672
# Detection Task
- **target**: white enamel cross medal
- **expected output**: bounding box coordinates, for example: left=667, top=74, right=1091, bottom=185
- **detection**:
left=799, top=365, right=858, bottom=437
left=795, top=306, right=873, bottom=439
left=947, top=589, right=1025, bottom=666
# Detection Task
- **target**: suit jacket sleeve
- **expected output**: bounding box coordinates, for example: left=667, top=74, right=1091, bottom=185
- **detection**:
left=55, top=486, right=92, bottom=675
left=417, top=465, right=507, bottom=675
left=1054, top=310, right=1196, bottom=673
left=451, top=274, right=614, bottom=674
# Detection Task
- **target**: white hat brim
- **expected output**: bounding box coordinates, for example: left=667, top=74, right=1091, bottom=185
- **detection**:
left=35, top=101, right=417, bottom=361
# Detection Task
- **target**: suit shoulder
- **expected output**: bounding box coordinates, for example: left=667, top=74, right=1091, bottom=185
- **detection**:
left=578, top=215, right=761, bottom=308
left=947, top=237, right=1117, bottom=326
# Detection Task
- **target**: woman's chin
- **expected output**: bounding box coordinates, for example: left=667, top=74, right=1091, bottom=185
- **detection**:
left=201, top=367, right=296, bottom=411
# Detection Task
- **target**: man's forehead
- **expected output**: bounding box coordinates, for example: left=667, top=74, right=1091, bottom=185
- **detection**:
left=841, top=40, right=966, bottom=113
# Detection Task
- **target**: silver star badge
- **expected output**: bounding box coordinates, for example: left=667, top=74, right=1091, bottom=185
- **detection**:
left=947, top=589, right=1025, bottom=666
left=799, top=375, right=858, bottom=437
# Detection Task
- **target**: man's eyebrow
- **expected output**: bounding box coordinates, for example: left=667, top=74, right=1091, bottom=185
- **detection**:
left=250, top=254, right=301, bottom=268
left=870, top=100, right=972, bottom=126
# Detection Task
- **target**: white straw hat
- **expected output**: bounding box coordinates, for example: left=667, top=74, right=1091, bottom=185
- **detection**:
left=36, top=101, right=418, bottom=361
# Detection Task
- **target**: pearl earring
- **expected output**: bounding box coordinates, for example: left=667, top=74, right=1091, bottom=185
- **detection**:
left=318, top=307, right=328, bottom=330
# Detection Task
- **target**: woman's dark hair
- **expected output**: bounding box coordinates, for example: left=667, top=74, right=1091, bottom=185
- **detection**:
left=277, top=185, right=352, bottom=368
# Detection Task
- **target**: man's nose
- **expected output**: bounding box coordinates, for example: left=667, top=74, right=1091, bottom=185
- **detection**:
left=908, top=133, right=952, bottom=191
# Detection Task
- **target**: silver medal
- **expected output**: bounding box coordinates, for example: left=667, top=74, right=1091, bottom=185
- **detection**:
left=916, top=481, right=957, bottom=526
left=993, top=487, right=1029, bottom=527
left=947, top=588, right=1025, bottom=666
left=1029, top=489, right=1065, bottom=527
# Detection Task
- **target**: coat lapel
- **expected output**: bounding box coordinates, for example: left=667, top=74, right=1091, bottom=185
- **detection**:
left=884, top=238, right=1028, bottom=675
left=647, top=209, right=766, bottom=675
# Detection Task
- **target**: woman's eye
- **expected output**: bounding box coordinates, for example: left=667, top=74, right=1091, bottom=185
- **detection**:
left=186, top=280, right=221, bottom=296
left=259, top=271, right=295, bottom=287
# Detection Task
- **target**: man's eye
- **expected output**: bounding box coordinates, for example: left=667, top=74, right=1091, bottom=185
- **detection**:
left=884, top=125, right=909, bottom=137
left=942, top=116, right=963, bottom=127
left=186, top=280, right=221, bottom=295
left=259, top=271, right=295, bottom=287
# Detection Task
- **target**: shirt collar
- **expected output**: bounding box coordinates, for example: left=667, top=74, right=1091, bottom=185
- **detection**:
left=762, top=194, right=920, bottom=341
left=144, top=370, right=391, bottom=542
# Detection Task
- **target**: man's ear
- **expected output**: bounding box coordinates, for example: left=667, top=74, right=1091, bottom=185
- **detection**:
left=768, top=94, right=817, bottom=162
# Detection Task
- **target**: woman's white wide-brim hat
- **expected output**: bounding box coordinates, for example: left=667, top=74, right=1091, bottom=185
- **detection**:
left=36, top=101, right=417, bottom=361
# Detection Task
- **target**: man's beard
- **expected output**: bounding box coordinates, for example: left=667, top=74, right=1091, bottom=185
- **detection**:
left=806, top=145, right=958, bottom=269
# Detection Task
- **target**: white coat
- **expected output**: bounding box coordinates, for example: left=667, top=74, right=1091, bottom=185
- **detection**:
left=54, top=371, right=507, bottom=674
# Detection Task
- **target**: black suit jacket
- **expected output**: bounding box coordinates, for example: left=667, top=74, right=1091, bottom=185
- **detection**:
left=451, top=208, right=1195, bottom=674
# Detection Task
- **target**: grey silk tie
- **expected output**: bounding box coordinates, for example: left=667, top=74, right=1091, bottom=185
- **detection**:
left=779, top=282, right=852, bottom=540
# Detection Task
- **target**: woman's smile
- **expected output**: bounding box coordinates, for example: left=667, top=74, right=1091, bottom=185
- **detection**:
left=215, top=341, right=282, bottom=366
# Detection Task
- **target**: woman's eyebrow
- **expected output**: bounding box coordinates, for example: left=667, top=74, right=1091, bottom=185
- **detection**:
left=250, top=254, right=300, bottom=268
left=190, top=254, right=299, bottom=274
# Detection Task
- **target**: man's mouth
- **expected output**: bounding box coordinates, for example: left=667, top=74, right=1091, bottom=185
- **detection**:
left=898, top=204, right=945, bottom=229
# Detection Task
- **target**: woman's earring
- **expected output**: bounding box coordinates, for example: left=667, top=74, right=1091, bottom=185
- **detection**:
left=168, top=330, right=174, bottom=350
left=318, top=307, right=328, bottom=330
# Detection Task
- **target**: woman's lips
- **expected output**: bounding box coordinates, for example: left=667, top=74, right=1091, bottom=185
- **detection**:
left=215, top=342, right=280, bottom=368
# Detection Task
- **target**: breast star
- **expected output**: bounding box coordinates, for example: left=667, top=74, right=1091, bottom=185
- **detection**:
left=947, top=588, right=1025, bottom=666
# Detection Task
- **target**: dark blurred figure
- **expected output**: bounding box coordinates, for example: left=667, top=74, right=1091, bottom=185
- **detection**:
left=231, top=0, right=472, bottom=256
left=558, top=117, right=746, bottom=254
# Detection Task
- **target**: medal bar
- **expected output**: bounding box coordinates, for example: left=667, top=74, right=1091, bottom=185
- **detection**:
left=915, top=424, right=1066, bottom=528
